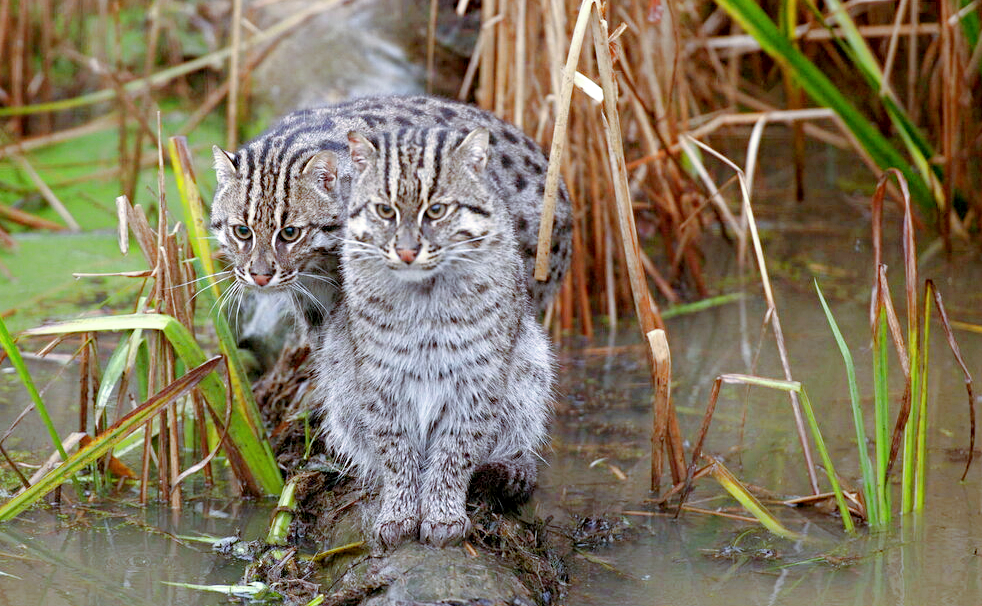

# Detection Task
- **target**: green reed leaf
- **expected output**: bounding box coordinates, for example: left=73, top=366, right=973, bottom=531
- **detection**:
left=0, top=357, right=221, bottom=521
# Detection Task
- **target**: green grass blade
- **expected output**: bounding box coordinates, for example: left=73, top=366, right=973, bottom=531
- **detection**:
left=873, top=310, right=891, bottom=527
left=901, top=369, right=918, bottom=513
left=168, top=137, right=221, bottom=302
left=94, top=332, right=135, bottom=424
left=796, top=388, right=857, bottom=534
left=0, top=315, right=70, bottom=464
left=713, top=0, right=935, bottom=212
left=708, top=459, right=803, bottom=540
left=718, top=373, right=800, bottom=392
left=0, top=357, right=222, bottom=521
left=168, top=136, right=274, bottom=470
left=916, top=286, right=932, bottom=510
left=23, top=314, right=282, bottom=495
left=160, top=581, right=275, bottom=599
left=814, top=281, right=877, bottom=524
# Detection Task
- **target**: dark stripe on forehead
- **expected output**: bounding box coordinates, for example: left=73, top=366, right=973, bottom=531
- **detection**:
left=426, top=128, right=448, bottom=202
left=249, top=136, right=273, bottom=212
left=380, top=131, right=394, bottom=200
left=242, top=147, right=257, bottom=221
left=261, top=138, right=276, bottom=204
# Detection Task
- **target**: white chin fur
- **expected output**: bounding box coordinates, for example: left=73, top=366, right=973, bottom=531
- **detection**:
left=387, top=265, right=436, bottom=282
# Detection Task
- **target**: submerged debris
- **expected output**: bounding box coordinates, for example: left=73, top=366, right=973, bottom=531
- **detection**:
left=569, top=515, right=633, bottom=548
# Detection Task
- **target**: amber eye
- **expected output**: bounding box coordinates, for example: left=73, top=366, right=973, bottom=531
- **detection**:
left=279, top=226, right=301, bottom=242
left=425, top=203, right=449, bottom=220
left=233, top=225, right=252, bottom=240
left=375, top=204, right=396, bottom=220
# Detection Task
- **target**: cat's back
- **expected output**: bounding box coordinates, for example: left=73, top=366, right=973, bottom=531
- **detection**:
left=234, top=95, right=572, bottom=308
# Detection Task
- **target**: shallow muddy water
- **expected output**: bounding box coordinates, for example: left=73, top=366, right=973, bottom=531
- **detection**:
left=2, top=140, right=982, bottom=605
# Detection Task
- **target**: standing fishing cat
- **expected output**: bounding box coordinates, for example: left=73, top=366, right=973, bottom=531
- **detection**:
left=209, top=95, right=572, bottom=333
left=315, top=126, right=553, bottom=547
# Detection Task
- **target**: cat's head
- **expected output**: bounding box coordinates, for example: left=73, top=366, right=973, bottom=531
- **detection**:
left=344, top=127, right=507, bottom=281
left=209, top=138, right=342, bottom=291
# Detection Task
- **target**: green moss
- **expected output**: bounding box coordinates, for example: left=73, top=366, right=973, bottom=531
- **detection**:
left=0, top=106, right=226, bottom=332
left=0, top=232, right=147, bottom=332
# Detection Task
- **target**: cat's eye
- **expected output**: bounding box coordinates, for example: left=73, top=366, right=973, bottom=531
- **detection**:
left=375, top=204, right=396, bottom=220
left=233, top=225, right=252, bottom=240
left=279, top=226, right=301, bottom=242
left=425, top=203, right=449, bottom=220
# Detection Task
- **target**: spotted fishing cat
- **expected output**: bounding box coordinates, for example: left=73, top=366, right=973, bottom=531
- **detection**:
left=315, top=126, right=553, bottom=548
left=209, top=95, right=572, bottom=333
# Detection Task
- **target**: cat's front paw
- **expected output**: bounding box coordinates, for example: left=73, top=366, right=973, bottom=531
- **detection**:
left=420, top=513, right=470, bottom=547
left=374, top=514, right=420, bottom=548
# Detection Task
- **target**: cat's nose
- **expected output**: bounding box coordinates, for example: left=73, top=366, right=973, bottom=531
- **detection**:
left=252, top=273, right=273, bottom=286
left=396, top=246, right=419, bottom=264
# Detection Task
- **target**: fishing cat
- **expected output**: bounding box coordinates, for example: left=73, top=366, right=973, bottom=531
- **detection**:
left=314, top=126, right=553, bottom=547
left=209, top=95, right=573, bottom=334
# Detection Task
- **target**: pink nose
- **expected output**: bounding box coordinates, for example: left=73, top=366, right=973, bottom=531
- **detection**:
left=397, top=248, right=417, bottom=264
left=252, top=274, right=272, bottom=286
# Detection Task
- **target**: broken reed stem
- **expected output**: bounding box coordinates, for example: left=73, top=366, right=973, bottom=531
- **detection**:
left=649, top=329, right=671, bottom=494
left=533, top=0, right=593, bottom=283
left=591, top=11, right=664, bottom=335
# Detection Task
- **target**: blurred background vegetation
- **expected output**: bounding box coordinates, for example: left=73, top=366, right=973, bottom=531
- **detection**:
left=0, top=0, right=978, bottom=333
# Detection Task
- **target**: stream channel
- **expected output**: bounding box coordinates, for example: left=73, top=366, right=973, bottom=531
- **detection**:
left=1, top=139, right=981, bottom=605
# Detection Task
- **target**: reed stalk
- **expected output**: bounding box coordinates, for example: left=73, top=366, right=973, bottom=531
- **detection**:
left=0, top=315, right=74, bottom=478
left=872, top=307, right=891, bottom=527
left=815, top=281, right=877, bottom=524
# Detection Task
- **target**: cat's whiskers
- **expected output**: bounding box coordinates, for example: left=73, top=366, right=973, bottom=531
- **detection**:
left=230, top=285, right=247, bottom=325
left=180, top=271, right=234, bottom=298
left=291, top=281, right=328, bottom=315
left=210, top=281, right=240, bottom=317
left=445, top=234, right=490, bottom=249
left=174, top=269, right=233, bottom=288
left=298, top=272, right=339, bottom=287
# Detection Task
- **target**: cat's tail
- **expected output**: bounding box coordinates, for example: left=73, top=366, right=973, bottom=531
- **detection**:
left=467, top=453, right=538, bottom=511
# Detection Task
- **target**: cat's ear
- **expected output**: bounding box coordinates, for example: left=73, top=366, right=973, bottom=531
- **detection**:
left=302, top=150, right=339, bottom=193
left=347, top=131, right=376, bottom=172
left=454, top=128, right=490, bottom=174
left=212, top=145, right=238, bottom=182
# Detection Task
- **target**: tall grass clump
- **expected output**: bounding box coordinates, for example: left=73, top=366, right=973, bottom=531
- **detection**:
left=815, top=171, right=975, bottom=528
left=0, top=128, right=282, bottom=520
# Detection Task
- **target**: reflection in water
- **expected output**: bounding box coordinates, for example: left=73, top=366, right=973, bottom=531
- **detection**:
left=0, top=500, right=271, bottom=606
left=538, top=191, right=982, bottom=605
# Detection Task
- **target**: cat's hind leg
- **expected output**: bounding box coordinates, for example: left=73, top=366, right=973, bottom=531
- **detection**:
left=467, top=451, right=538, bottom=511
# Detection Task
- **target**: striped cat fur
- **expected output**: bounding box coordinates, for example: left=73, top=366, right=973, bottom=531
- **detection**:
left=209, top=95, right=573, bottom=334
left=314, top=126, right=553, bottom=548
